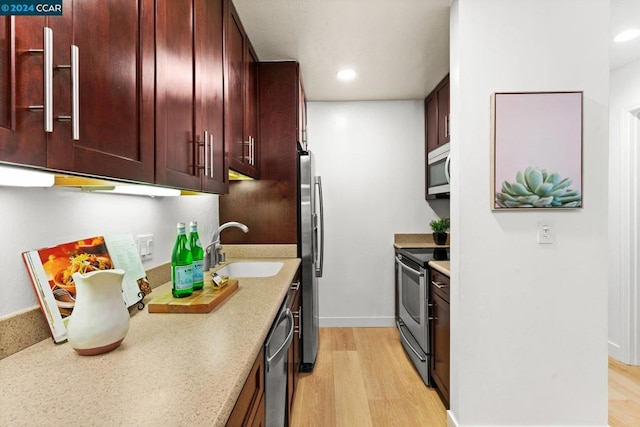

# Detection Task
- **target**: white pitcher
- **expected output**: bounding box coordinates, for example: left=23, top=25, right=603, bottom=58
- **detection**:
left=67, top=269, right=130, bottom=355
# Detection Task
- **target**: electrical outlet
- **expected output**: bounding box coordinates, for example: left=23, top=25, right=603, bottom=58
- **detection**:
left=136, top=234, right=154, bottom=259
left=537, top=222, right=553, bottom=244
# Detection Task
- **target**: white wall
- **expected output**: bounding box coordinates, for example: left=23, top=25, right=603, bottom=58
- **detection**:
left=0, top=186, right=219, bottom=318
left=450, top=0, right=609, bottom=425
left=608, top=57, right=640, bottom=364
left=308, top=100, right=449, bottom=327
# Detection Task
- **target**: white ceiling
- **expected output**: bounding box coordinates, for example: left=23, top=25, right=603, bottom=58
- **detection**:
left=233, top=0, right=640, bottom=102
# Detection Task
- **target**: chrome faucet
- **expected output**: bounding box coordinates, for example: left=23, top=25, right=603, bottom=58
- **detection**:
left=204, top=222, right=249, bottom=271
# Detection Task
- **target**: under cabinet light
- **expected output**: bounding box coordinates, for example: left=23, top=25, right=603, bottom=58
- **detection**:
left=0, top=165, right=55, bottom=187
left=86, top=184, right=181, bottom=197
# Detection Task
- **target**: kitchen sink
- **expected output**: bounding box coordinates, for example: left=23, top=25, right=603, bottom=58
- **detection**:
left=215, top=261, right=284, bottom=278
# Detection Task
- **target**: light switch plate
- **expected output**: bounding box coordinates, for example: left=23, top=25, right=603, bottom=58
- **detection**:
left=136, top=234, right=154, bottom=259
left=537, top=222, right=553, bottom=244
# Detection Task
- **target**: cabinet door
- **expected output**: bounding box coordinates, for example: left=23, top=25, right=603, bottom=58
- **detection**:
left=430, top=290, right=450, bottom=408
left=226, top=348, right=265, bottom=427
left=243, top=43, right=259, bottom=177
left=154, top=0, right=200, bottom=190
left=0, top=16, right=48, bottom=166
left=437, top=76, right=450, bottom=145
left=225, top=2, right=247, bottom=175
left=199, top=0, right=227, bottom=193
left=425, top=93, right=438, bottom=153
left=47, top=0, right=155, bottom=182
left=297, top=73, right=307, bottom=150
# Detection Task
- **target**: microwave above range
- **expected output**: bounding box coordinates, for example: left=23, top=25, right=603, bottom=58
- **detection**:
left=427, top=142, right=450, bottom=197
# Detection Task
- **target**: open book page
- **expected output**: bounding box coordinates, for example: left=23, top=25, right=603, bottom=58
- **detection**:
left=22, top=234, right=150, bottom=344
left=103, top=234, right=149, bottom=307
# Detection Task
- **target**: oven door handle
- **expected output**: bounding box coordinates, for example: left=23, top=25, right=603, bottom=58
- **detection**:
left=395, top=256, right=424, bottom=277
left=444, top=153, right=451, bottom=184
left=396, top=320, right=426, bottom=362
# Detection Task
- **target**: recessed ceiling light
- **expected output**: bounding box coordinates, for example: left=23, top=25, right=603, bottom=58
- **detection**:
left=337, top=69, right=357, bottom=81
left=614, top=28, right=640, bottom=43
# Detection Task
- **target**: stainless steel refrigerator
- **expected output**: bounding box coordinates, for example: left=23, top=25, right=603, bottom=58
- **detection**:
left=298, top=148, right=324, bottom=371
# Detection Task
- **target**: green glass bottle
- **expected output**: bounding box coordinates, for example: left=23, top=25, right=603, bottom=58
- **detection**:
left=189, top=221, right=204, bottom=291
left=171, top=222, right=193, bottom=298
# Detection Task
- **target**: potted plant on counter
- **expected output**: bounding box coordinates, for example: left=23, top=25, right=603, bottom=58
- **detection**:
left=430, top=217, right=450, bottom=245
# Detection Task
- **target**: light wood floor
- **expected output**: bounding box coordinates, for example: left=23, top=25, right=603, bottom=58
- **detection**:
left=291, top=327, right=640, bottom=427
left=290, top=327, right=447, bottom=427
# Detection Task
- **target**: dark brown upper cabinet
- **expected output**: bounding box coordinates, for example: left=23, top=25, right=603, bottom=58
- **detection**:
left=225, top=0, right=259, bottom=179
left=155, top=0, right=227, bottom=193
left=425, top=73, right=450, bottom=200
left=1, top=0, right=155, bottom=183
left=425, top=74, right=450, bottom=153
left=219, top=62, right=304, bottom=244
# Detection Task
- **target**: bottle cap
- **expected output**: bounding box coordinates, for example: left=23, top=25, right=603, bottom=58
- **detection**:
left=189, top=221, right=197, bottom=227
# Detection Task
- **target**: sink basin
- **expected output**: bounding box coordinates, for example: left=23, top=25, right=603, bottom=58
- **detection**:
left=215, top=261, right=284, bottom=278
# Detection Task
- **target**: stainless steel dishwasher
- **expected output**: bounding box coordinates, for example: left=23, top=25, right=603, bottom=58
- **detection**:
left=264, top=295, right=294, bottom=426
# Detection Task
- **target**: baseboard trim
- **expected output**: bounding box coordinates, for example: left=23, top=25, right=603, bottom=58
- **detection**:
left=319, top=316, right=395, bottom=327
left=447, top=410, right=459, bottom=427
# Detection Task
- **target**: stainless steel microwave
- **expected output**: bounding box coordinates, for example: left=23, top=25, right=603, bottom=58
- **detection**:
left=427, top=142, right=451, bottom=195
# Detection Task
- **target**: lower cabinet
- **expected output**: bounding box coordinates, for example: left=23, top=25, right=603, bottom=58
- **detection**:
left=227, top=348, right=265, bottom=427
left=429, top=268, right=450, bottom=408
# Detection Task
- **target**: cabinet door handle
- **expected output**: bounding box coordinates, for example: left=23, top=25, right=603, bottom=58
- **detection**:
left=290, top=281, right=300, bottom=291
left=444, top=115, right=449, bottom=138
left=431, top=280, right=448, bottom=289
left=55, top=45, right=79, bottom=140
left=70, top=45, right=79, bottom=140
left=203, top=130, right=209, bottom=177
left=209, top=133, right=214, bottom=178
left=248, top=136, right=255, bottom=165
left=28, top=27, right=53, bottom=132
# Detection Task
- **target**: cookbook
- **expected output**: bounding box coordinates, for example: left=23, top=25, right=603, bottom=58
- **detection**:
left=22, top=234, right=151, bottom=344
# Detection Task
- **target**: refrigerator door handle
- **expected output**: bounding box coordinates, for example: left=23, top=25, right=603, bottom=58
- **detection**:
left=315, top=176, right=324, bottom=277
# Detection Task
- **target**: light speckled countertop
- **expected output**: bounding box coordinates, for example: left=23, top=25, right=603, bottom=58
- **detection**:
left=393, top=233, right=450, bottom=249
left=0, top=255, right=300, bottom=426
left=429, top=260, right=450, bottom=276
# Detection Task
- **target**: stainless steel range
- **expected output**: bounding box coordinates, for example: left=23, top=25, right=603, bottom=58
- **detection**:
left=395, top=246, right=448, bottom=386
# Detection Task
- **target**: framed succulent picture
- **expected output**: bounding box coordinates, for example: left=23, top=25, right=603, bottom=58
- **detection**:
left=491, top=91, right=583, bottom=210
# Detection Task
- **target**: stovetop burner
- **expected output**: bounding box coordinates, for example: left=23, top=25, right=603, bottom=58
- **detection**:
left=397, top=246, right=449, bottom=267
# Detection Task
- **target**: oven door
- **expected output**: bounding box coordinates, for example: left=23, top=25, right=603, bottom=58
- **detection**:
left=395, top=254, right=427, bottom=352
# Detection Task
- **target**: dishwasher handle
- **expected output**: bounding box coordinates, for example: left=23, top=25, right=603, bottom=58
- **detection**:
left=266, top=308, right=294, bottom=372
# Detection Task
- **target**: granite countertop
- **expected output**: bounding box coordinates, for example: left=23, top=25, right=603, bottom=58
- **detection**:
left=0, top=252, right=300, bottom=426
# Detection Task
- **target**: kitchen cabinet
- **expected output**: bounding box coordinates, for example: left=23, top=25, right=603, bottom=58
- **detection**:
left=226, top=348, right=265, bottom=427
left=220, top=61, right=304, bottom=244
left=297, top=74, right=308, bottom=151
left=225, top=0, right=259, bottom=178
left=0, top=0, right=155, bottom=183
left=429, top=268, right=450, bottom=408
left=155, top=0, right=227, bottom=193
left=425, top=74, right=450, bottom=153
left=287, top=277, right=302, bottom=420
left=0, top=16, right=48, bottom=166
left=424, top=74, right=450, bottom=200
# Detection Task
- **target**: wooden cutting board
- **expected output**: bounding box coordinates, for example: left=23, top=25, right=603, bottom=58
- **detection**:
left=147, top=280, right=239, bottom=314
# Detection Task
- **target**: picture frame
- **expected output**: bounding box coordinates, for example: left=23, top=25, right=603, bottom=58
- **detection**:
left=490, top=91, right=583, bottom=210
